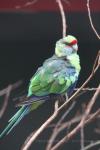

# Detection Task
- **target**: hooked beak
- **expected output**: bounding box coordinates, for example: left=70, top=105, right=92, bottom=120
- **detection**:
left=72, top=44, right=78, bottom=51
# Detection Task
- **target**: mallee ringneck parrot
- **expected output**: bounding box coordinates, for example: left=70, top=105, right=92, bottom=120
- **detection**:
left=0, top=35, right=81, bottom=137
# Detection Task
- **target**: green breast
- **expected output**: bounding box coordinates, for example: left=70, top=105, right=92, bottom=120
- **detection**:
left=67, top=53, right=81, bottom=73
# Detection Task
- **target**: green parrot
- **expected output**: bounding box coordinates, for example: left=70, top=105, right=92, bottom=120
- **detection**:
left=0, top=35, right=81, bottom=137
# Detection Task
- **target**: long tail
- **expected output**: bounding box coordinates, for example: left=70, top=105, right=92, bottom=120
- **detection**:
left=0, top=106, right=30, bottom=138
left=0, top=96, right=49, bottom=138
left=0, top=95, right=50, bottom=138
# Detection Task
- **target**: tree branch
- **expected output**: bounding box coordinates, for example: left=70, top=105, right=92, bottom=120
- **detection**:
left=87, top=0, right=100, bottom=40
left=51, top=85, right=100, bottom=150
left=46, top=101, right=76, bottom=150
left=0, top=80, right=22, bottom=118
left=56, top=0, right=67, bottom=37
left=15, top=0, right=38, bottom=9
left=84, top=140, right=100, bottom=150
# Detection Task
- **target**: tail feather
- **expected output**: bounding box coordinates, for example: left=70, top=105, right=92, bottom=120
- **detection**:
left=0, top=95, right=50, bottom=138
left=8, top=107, right=25, bottom=122
left=6, top=107, right=29, bottom=135
left=0, top=106, right=30, bottom=138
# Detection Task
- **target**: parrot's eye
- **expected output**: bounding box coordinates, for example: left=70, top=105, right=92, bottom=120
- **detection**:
left=62, top=41, right=69, bottom=45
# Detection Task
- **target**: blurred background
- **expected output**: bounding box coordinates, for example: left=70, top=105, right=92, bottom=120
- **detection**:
left=0, top=0, right=100, bottom=149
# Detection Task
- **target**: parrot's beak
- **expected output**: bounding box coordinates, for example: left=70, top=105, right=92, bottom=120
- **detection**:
left=72, top=44, right=78, bottom=51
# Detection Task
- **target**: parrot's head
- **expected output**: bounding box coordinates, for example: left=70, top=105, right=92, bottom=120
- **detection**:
left=55, top=35, right=78, bottom=57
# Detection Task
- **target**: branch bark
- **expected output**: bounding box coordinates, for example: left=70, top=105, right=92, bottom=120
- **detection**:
left=56, top=0, right=67, bottom=37
left=51, top=85, right=100, bottom=150
left=0, top=80, right=22, bottom=118
left=87, top=0, right=100, bottom=40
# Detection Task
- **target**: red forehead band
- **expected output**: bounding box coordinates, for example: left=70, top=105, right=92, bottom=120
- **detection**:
left=68, top=39, right=77, bottom=46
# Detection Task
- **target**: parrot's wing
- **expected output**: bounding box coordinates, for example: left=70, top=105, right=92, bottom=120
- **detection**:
left=28, top=55, right=78, bottom=97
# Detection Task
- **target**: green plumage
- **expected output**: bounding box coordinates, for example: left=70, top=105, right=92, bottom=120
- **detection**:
left=0, top=35, right=81, bottom=138
left=28, top=54, right=80, bottom=96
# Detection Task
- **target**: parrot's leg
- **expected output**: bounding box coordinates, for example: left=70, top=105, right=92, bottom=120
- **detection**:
left=65, top=93, right=68, bottom=101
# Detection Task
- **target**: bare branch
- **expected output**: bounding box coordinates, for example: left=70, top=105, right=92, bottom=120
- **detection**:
left=0, top=85, right=12, bottom=118
left=80, top=124, right=85, bottom=150
left=84, top=140, right=100, bottom=150
left=62, top=0, right=70, bottom=6
left=49, top=115, right=83, bottom=129
left=80, top=104, right=85, bottom=150
left=0, top=80, right=22, bottom=96
left=81, top=84, right=100, bottom=124
left=15, top=0, right=38, bottom=9
left=0, top=80, right=22, bottom=118
left=56, top=0, right=67, bottom=37
left=46, top=101, right=76, bottom=150
left=51, top=108, right=100, bottom=150
left=51, top=85, right=100, bottom=150
left=87, top=0, right=100, bottom=40
left=74, top=88, right=99, bottom=91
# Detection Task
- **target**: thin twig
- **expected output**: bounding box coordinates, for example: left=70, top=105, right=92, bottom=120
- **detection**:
left=48, top=115, right=83, bottom=128
left=51, top=85, right=100, bottom=150
left=47, top=109, right=99, bottom=149
left=74, top=88, right=99, bottom=91
left=81, top=84, right=100, bottom=124
left=80, top=104, right=85, bottom=150
left=0, top=80, right=22, bottom=118
left=80, top=124, right=85, bottom=150
left=62, top=0, right=70, bottom=6
left=0, top=80, right=22, bottom=96
left=92, top=50, right=100, bottom=73
left=15, top=0, right=38, bottom=9
left=87, top=0, right=100, bottom=40
left=56, top=0, right=67, bottom=37
left=46, top=101, right=76, bottom=150
left=0, top=85, right=12, bottom=118
left=51, top=108, right=100, bottom=150
left=84, top=140, right=100, bottom=150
